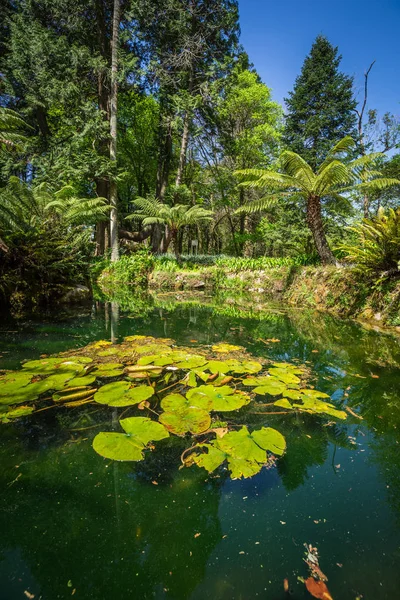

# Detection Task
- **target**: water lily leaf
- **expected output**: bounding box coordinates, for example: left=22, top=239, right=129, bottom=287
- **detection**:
left=0, top=405, right=35, bottom=423
left=296, top=397, right=347, bottom=419
left=187, top=371, right=197, bottom=387
left=125, top=365, right=163, bottom=375
left=0, top=372, right=37, bottom=405
left=22, top=357, right=88, bottom=375
left=93, top=417, right=169, bottom=462
left=159, top=406, right=211, bottom=435
left=274, top=399, right=293, bottom=409
left=272, top=362, right=304, bottom=374
left=161, top=392, right=211, bottom=411
left=205, top=360, right=234, bottom=374
left=268, top=367, right=300, bottom=385
left=211, top=343, right=243, bottom=353
left=251, top=427, right=286, bottom=456
left=253, top=380, right=287, bottom=396
left=174, top=355, right=208, bottom=369
left=192, top=425, right=286, bottom=479
left=53, top=387, right=96, bottom=403
left=94, top=381, right=154, bottom=407
left=192, top=444, right=226, bottom=471
left=137, top=354, right=174, bottom=366
left=88, top=340, right=112, bottom=349
left=94, top=363, right=124, bottom=377
left=284, top=389, right=303, bottom=400
left=93, top=432, right=146, bottom=461
left=120, top=416, right=169, bottom=443
left=300, top=389, right=330, bottom=399
left=66, top=374, right=97, bottom=387
left=97, top=347, right=119, bottom=357
left=186, top=385, right=250, bottom=412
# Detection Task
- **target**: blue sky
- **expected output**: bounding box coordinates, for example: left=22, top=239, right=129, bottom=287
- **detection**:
left=238, top=0, right=400, bottom=118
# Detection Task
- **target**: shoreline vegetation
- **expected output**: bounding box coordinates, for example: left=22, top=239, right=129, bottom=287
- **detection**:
left=96, top=254, right=400, bottom=331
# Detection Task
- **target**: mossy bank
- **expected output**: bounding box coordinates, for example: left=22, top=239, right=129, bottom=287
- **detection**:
left=98, top=255, right=400, bottom=329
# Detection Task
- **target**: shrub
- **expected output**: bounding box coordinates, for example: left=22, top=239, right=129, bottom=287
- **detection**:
left=98, top=250, right=155, bottom=289
left=338, top=208, right=400, bottom=279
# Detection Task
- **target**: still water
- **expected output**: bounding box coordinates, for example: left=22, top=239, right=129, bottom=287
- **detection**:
left=1, top=296, right=400, bottom=600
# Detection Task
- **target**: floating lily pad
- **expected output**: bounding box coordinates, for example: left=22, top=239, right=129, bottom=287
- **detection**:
left=94, top=363, right=124, bottom=377
left=268, top=367, right=300, bottom=385
left=66, top=374, right=97, bottom=387
left=94, top=381, right=154, bottom=407
left=252, top=379, right=287, bottom=396
left=211, top=343, right=243, bottom=353
left=93, top=416, right=169, bottom=461
left=159, top=406, right=211, bottom=435
left=294, top=397, right=347, bottom=419
left=191, top=426, right=286, bottom=479
left=186, top=385, right=250, bottom=412
left=97, top=347, right=119, bottom=357
left=161, top=392, right=211, bottom=411
left=174, top=355, right=208, bottom=369
left=0, top=404, right=35, bottom=423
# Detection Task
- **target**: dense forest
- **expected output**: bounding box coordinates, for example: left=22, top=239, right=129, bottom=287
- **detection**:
left=1, top=0, right=400, bottom=311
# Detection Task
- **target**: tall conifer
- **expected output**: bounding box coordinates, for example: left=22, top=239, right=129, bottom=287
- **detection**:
left=283, top=35, right=357, bottom=169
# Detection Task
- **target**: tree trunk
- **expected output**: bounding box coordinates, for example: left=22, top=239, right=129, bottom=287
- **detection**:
left=109, top=0, right=120, bottom=263
left=306, top=195, right=336, bottom=264
left=94, top=0, right=110, bottom=256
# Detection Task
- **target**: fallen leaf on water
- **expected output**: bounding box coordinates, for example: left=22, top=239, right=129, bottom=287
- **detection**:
left=194, top=533, right=201, bottom=538
left=151, top=481, right=158, bottom=485
left=371, top=374, right=379, bottom=379
left=283, top=578, right=289, bottom=592
left=335, top=464, right=341, bottom=469
left=305, top=577, right=333, bottom=599
left=190, top=339, right=198, bottom=343
left=311, top=350, right=319, bottom=353
left=24, top=593, right=34, bottom=600
left=336, top=563, right=343, bottom=568
left=280, top=521, right=286, bottom=525
left=239, top=551, right=245, bottom=554
left=212, top=427, right=228, bottom=438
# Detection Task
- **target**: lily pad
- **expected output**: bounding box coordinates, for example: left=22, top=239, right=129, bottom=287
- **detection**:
left=66, top=374, right=97, bottom=387
left=268, top=367, right=300, bottom=385
left=186, top=385, right=250, bottom=412
left=94, top=381, right=154, bottom=407
left=161, top=392, right=211, bottom=412
left=252, top=379, right=287, bottom=397
left=159, top=406, right=211, bottom=435
left=0, top=405, right=35, bottom=423
left=93, top=416, right=169, bottom=461
left=94, top=363, right=124, bottom=377
left=211, top=343, right=243, bottom=353
left=192, top=425, right=286, bottom=479
left=174, top=355, right=208, bottom=369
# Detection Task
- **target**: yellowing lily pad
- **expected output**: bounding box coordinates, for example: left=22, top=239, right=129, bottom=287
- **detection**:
left=212, top=343, right=243, bottom=353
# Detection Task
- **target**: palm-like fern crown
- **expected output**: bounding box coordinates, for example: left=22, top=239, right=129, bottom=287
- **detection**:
left=0, top=179, right=109, bottom=234
left=127, top=197, right=214, bottom=229
left=235, top=136, right=400, bottom=213
left=0, top=108, right=30, bottom=149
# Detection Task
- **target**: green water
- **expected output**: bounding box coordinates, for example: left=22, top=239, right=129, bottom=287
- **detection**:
left=1, top=298, right=400, bottom=600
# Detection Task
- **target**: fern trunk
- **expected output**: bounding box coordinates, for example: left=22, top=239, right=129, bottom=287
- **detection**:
left=306, top=195, right=335, bottom=264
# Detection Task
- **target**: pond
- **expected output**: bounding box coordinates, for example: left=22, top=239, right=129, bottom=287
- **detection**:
left=1, top=295, right=400, bottom=600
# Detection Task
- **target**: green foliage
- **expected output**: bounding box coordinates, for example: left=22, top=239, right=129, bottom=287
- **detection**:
left=283, top=35, right=357, bottom=169
left=98, top=250, right=155, bottom=289
left=338, top=208, right=400, bottom=278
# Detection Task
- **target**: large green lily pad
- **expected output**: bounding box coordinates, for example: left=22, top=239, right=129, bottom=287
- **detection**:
left=186, top=385, right=250, bottom=412
left=93, top=416, right=169, bottom=461
left=161, top=392, right=211, bottom=411
left=94, top=381, right=154, bottom=407
left=211, top=343, right=243, bottom=353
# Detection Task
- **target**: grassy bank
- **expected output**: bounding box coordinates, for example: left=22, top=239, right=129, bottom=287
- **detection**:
left=97, top=254, right=400, bottom=328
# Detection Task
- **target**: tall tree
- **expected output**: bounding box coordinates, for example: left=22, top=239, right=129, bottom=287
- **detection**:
left=109, top=0, right=120, bottom=262
left=236, top=137, right=399, bottom=264
left=283, top=35, right=357, bottom=170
